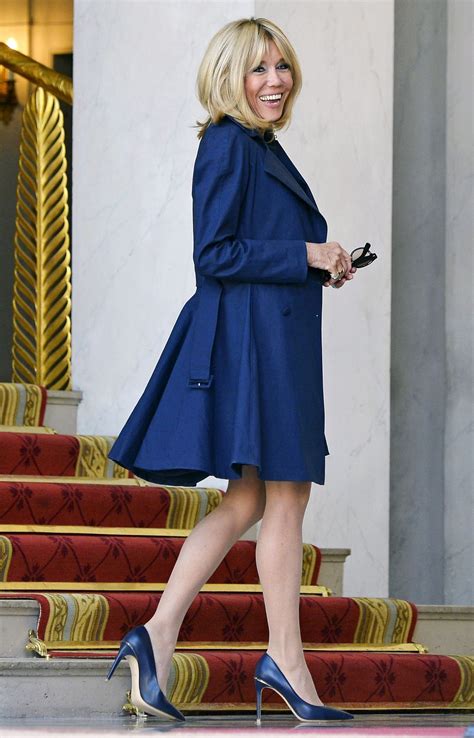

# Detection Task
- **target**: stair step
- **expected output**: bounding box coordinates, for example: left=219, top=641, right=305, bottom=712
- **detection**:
left=0, top=383, right=47, bottom=427
left=0, top=599, right=38, bottom=659
left=0, top=593, right=420, bottom=659
left=414, top=605, right=474, bottom=656
left=3, top=597, right=471, bottom=661
left=0, top=651, right=471, bottom=718
left=0, top=431, right=128, bottom=479
left=0, top=534, right=321, bottom=588
left=0, top=479, right=224, bottom=530
left=0, top=383, right=83, bottom=436
left=0, top=480, right=350, bottom=595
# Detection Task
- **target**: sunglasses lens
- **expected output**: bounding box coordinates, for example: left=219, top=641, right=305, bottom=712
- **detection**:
left=351, top=247, right=365, bottom=261
left=354, top=255, right=377, bottom=269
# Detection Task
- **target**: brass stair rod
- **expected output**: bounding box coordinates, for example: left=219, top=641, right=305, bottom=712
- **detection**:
left=0, top=42, right=73, bottom=105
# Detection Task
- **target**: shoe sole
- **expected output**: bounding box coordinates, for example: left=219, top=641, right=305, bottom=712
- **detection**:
left=127, top=655, right=183, bottom=720
left=255, top=676, right=350, bottom=723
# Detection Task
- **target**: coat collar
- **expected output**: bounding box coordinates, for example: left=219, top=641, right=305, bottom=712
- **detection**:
left=225, top=115, right=319, bottom=214
left=224, top=114, right=261, bottom=138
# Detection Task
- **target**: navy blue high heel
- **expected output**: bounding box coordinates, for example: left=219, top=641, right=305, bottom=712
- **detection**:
left=106, top=625, right=185, bottom=721
left=255, top=652, right=354, bottom=722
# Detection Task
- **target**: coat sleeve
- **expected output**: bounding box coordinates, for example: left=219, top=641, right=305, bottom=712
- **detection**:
left=192, top=125, right=309, bottom=283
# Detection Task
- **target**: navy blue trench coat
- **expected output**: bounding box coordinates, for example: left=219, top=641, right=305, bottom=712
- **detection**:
left=108, top=114, right=330, bottom=485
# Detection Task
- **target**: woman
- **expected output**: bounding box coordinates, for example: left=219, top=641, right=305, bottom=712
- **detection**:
left=107, top=17, right=355, bottom=723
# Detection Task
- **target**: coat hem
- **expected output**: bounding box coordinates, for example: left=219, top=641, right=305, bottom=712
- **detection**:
left=108, top=455, right=326, bottom=487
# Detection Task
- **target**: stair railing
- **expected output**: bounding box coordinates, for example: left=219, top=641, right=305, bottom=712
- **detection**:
left=0, top=42, right=73, bottom=390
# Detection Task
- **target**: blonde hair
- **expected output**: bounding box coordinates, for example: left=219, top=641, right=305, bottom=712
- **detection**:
left=195, top=17, right=302, bottom=139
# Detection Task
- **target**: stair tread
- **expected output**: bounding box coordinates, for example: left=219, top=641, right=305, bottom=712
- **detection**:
left=1, top=651, right=471, bottom=710
left=0, top=480, right=224, bottom=529
left=0, top=591, right=419, bottom=649
left=0, top=431, right=128, bottom=478
left=0, top=533, right=321, bottom=586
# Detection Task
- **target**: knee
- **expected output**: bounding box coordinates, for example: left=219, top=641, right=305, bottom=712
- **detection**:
left=222, top=471, right=266, bottom=527
left=263, top=480, right=312, bottom=518
left=221, top=493, right=265, bottom=531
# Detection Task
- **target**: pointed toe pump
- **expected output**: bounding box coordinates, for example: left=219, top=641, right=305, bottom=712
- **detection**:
left=106, top=625, right=185, bottom=721
left=255, top=652, right=354, bottom=723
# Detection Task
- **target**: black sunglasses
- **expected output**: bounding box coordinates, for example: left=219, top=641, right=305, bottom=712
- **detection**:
left=323, top=242, right=377, bottom=283
left=350, top=242, right=377, bottom=269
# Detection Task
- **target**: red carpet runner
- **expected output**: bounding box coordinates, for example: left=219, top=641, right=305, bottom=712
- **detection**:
left=0, top=406, right=472, bottom=713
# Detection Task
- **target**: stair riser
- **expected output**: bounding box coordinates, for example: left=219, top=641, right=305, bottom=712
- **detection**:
left=414, top=609, right=474, bottom=655
left=0, top=602, right=37, bottom=659
left=2, top=594, right=380, bottom=659
left=0, top=661, right=129, bottom=718
left=2, top=597, right=472, bottom=659
left=2, top=600, right=473, bottom=664
left=1, top=653, right=470, bottom=717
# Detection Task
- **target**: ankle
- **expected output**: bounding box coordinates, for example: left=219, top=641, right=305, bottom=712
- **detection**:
left=144, top=617, right=179, bottom=644
left=267, top=646, right=305, bottom=671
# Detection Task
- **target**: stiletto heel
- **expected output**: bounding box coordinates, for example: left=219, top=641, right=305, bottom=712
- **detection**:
left=106, top=625, right=185, bottom=721
left=255, top=677, right=265, bottom=724
left=106, top=640, right=133, bottom=681
left=254, top=652, right=354, bottom=722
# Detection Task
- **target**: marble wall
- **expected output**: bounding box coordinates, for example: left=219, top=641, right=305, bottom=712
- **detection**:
left=444, top=0, right=473, bottom=606
left=73, top=0, right=393, bottom=597
left=390, top=0, right=447, bottom=604
left=255, top=1, right=393, bottom=597
left=390, top=0, right=473, bottom=606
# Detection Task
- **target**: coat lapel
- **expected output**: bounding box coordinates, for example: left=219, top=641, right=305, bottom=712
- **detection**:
left=225, top=114, right=320, bottom=214
left=263, top=146, right=320, bottom=214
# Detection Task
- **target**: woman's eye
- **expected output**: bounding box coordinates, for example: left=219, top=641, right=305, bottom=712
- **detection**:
left=252, top=62, right=290, bottom=73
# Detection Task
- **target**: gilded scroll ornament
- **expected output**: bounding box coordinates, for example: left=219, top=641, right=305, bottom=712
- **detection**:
left=25, top=628, right=48, bottom=658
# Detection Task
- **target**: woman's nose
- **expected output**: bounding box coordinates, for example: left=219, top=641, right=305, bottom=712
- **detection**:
left=267, top=67, right=283, bottom=85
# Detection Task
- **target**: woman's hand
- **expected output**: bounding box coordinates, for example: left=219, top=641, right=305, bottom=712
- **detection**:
left=325, top=265, right=357, bottom=288
left=305, top=241, right=356, bottom=288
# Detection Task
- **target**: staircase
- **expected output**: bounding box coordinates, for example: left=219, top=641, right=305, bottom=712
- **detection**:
left=0, top=383, right=472, bottom=719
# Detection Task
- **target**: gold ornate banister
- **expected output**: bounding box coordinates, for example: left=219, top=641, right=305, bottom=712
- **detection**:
left=0, top=42, right=72, bottom=104
left=1, top=43, right=73, bottom=389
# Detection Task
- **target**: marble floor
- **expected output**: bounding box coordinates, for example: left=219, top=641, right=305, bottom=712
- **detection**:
left=0, top=714, right=473, bottom=737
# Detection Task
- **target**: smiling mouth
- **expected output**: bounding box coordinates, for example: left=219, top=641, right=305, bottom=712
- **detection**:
left=259, top=93, right=283, bottom=102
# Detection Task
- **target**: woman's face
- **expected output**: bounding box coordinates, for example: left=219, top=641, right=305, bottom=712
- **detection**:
left=244, top=39, right=293, bottom=122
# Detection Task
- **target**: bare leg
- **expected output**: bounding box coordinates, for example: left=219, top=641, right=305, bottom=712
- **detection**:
left=144, top=465, right=266, bottom=695
left=256, top=480, right=324, bottom=705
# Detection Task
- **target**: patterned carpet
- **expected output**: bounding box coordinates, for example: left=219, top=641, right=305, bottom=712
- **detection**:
left=0, top=382, right=473, bottom=713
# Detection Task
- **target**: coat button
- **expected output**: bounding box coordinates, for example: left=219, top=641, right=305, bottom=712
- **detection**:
left=282, top=306, right=291, bottom=316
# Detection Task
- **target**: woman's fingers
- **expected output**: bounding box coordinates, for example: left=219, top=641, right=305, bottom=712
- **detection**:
left=308, top=242, right=355, bottom=274
left=333, top=252, right=351, bottom=276
left=321, top=255, right=358, bottom=288
left=326, top=269, right=357, bottom=288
